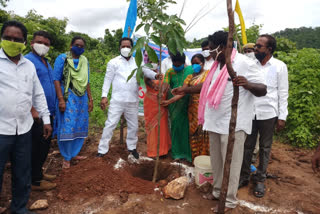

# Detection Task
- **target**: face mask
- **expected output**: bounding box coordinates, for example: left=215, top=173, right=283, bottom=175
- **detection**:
left=32, top=43, right=50, bottom=57
left=172, top=64, right=184, bottom=72
left=210, top=45, right=222, bottom=61
left=192, top=64, right=202, bottom=73
left=121, top=47, right=131, bottom=57
left=202, top=50, right=210, bottom=58
left=151, top=63, right=158, bottom=70
left=1, top=40, right=26, bottom=57
left=71, top=46, right=85, bottom=56
left=244, top=52, right=256, bottom=60
left=255, top=52, right=267, bottom=62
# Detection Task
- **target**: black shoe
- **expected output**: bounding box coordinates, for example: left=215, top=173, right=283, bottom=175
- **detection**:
left=96, top=153, right=105, bottom=157
left=238, top=179, right=249, bottom=189
left=129, top=149, right=139, bottom=159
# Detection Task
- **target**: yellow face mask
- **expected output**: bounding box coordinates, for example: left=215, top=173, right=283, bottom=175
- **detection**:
left=1, top=40, right=26, bottom=57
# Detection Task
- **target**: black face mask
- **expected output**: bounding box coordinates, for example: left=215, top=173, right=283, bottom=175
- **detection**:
left=255, top=52, right=267, bottom=62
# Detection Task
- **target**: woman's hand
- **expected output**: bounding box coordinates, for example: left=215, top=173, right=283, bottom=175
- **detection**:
left=88, top=99, right=93, bottom=112
left=160, top=100, right=170, bottom=107
left=58, top=98, right=66, bottom=112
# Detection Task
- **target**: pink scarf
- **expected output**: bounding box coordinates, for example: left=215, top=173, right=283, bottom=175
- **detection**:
left=198, top=48, right=237, bottom=125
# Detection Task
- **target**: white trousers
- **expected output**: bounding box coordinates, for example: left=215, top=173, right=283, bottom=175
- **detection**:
left=209, top=131, right=246, bottom=208
left=98, top=100, right=139, bottom=154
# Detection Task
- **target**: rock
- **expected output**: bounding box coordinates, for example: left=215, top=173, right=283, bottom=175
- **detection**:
left=163, top=176, right=188, bottom=200
left=29, top=199, right=49, bottom=210
left=158, top=179, right=168, bottom=187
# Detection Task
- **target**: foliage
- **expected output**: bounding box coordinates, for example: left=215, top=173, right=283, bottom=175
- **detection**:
left=273, top=27, right=320, bottom=49
left=0, top=0, right=9, bottom=7
left=276, top=48, right=320, bottom=148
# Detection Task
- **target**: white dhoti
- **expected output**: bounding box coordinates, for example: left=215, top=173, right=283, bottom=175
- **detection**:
left=98, top=100, right=139, bottom=154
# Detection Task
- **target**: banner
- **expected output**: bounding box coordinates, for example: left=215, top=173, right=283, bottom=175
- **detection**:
left=122, top=0, right=137, bottom=38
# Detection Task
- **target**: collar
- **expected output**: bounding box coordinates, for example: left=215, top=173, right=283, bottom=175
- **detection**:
left=257, top=55, right=274, bottom=66
left=30, top=51, right=49, bottom=62
left=119, top=55, right=133, bottom=62
left=0, top=48, right=26, bottom=65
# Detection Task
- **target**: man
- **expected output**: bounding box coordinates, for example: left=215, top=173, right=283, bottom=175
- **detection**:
left=25, top=31, right=57, bottom=191
left=97, top=37, right=161, bottom=159
left=0, top=21, right=52, bottom=214
left=243, top=43, right=256, bottom=60
left=312, top=143, right=320, bottom=173
left=239, top=34, right=289, bottom=198
left=194, top=31, right=266, bottom=212
left=201, top=40, right=214, bottom=71
left=161, top=50, right=191, bottom=74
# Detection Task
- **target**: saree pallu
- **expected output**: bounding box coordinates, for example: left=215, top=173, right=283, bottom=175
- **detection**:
left=144, top=80, right=171, bottom=157
left=184, top=71, right=210, bottom=160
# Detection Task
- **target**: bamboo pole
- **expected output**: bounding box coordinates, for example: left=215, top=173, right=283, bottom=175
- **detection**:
left=217, top=0, right=239, bottom=213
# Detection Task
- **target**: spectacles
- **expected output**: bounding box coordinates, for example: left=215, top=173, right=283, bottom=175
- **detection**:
left=254, top=44, right=267, bottom=49
left=2, top=36, right=24, bottom=43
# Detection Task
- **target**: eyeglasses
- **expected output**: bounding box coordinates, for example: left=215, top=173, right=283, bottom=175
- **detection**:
left=2, top=36, right=24, bottom=43
left=254, top=44, right=267, bottom=49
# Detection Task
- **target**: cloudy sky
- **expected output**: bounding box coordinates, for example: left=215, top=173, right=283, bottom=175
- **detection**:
left=5, top=0, right=320, bottom=42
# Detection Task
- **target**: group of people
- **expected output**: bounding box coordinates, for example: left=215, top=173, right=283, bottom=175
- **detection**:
left=0, top=19, right=319, bottom=214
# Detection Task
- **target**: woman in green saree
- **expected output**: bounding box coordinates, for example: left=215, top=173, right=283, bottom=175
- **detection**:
left=162, top=52, right=193, bottom=162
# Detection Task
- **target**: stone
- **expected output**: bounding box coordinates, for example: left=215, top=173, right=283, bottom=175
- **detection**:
left=29, top=199, right=49, bottom=210
left=163, top=176, right=188, bottom=200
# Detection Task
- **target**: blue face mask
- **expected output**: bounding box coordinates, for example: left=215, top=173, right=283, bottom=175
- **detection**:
left=71, top=46, right=85, bottom=56
left=172, top=64, right=184, bottom=72
left=192, top=64, right=202, bottom=73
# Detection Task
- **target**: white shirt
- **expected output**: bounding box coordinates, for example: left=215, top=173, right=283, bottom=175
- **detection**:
left=203, top=53, right=265, bottom=135
left=254, top=57, right=288, bottom=121
left=160, top=56, right=191, bottom=74
left=102, top=55, right=157, bottom=103
left=204, top=57, right=214, bottom=71
left=0, top=49, right=50, bottom=135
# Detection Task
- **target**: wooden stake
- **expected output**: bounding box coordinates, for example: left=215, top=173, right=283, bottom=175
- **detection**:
left=217, top=0, right=239, bottom=213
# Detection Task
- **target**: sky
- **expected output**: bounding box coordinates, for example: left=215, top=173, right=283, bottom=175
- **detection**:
left=5, top=0, right=320, bottom=42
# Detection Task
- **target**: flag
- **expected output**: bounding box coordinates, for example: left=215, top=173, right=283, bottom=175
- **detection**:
left=122, top=0, right=137, bottom=38
left=235, top=0, right=247, bottom=45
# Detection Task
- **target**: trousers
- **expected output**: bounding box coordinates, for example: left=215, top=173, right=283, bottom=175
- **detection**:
left=98, top=100, right=138, bottom=154
left=209, top=131, right=246, bottom=208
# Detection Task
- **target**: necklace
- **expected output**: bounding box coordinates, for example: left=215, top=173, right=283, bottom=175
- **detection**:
left=174, top=69, right=185, bottom=87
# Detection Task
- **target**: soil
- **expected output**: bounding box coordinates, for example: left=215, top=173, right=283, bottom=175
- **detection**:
left=1, top=121, right=320, bottom=214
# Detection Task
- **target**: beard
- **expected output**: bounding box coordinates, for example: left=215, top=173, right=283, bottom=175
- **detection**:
left=255, top=52, right=267, bottom=62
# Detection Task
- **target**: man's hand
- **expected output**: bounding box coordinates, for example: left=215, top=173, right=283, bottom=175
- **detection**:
left=43, top=124, right=52, bottom=139
left=160, top=100, right=170, bottom=107
left=58, top=98, right=66, bottom=112
left=156, top=73, right=163, bottom=80
left=276, top=120, right=286, bottom=132
left=100, top=97, right=108, bottom=110
left=171, top=87, right=185, bottom=96
left=232, top=76, right=249, bottom=89
left=31, top=107, right=41, bottom=123
left=312, top=148, right=320, bottom=173
left=88, top=99, right=93, bottom=112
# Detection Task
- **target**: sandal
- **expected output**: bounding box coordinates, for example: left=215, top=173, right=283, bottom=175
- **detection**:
left=202, top=193, right=218, bottom=200
left=73, top=155, right=87, bottom=160
left=62, top=160, right=70, bottom=169
left=254, top=182, right=265, bottom=198
left=211, top=205, right=233, bottom=213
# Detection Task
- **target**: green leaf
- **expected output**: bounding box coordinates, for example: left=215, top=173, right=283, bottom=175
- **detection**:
left=135, top=23, right=144, bottom=32
left=127, top=68, right=137, bottom=82
left=167, top=38, right=177, bottom=55
left=151, top=35, right=161, bottom=46
left=146, top=45, right=158, bottom=63
left=136, top=66, right=144, bottom=85
left=144, top=23, right=151, bottom=34
left=153, top=22, right=162, bottom=31
left=130, top=36, right=145, bottom=55
left=135, top=48, right=143, bottom=67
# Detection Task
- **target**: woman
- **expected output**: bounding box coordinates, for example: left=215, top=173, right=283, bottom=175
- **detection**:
left=143, top=54, right=171, bottom=158
left=162, top=52, right=194, bottom=162
left=53, top=36, right=93, bottom=168
left=162, top=54, right=209, bottom=161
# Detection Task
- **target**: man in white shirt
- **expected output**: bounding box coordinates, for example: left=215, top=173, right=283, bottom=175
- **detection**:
left=97, top=37, right=161, bottom=159
left=239, top=35, right=289, bottom=198
left=201, top=31, right=266, bottom=212
left=0, top=21, right=52, bottom=214
left=160, top=50, right=191, bottom=74
left=201, top=40, right=214, bottom=71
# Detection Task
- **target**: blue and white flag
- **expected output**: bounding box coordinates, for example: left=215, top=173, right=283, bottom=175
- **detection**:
left=122, top=0, right=137, bottom=38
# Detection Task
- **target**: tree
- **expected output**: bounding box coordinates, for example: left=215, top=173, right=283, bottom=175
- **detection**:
left=0, top=0, right=9, bottom=7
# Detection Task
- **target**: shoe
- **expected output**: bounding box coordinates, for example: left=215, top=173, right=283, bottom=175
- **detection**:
left=238, top=179, right=249, bottom=189
left=43, top=173, right=56, bottom=181
left=32, top=180, right=56, bottom=191
left=96, top=153, right=105, bottom=157
left=129, top=149, right=139, bottom=159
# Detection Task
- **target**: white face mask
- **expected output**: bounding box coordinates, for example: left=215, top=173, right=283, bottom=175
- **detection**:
left=202, top=50, right=210, bottom=58
left=209, top=45, right=222, bottom=61
left=244, top=52, right=256, bottom=60
left=121, top=47, right=131, bottom=57
left=151, top=63, right=158, bottom=70
left=33, top=43, right=50, bottom=57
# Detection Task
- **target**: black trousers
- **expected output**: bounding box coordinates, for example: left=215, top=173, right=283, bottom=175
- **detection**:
left=0, top=131, right=32, bottom=214
left=31, top=117, right=53, bottom=185
left=240, top=117, right=277, bottom=183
